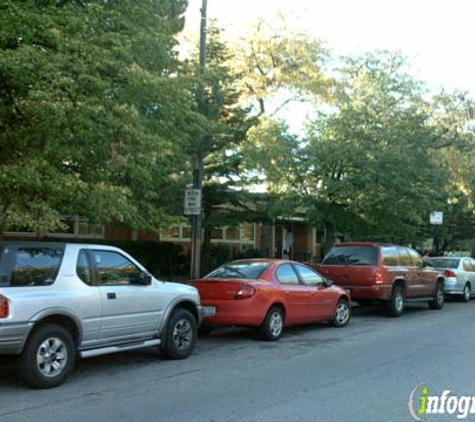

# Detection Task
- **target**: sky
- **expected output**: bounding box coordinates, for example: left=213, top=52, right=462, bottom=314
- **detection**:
left=182, top=0, right=475, bottom=96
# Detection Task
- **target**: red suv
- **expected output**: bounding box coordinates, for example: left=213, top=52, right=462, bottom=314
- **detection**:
left=318, top=243, right=445, bottom=317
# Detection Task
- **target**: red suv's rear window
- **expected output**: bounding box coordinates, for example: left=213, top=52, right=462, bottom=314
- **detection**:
left=322, top=246, right=378, bottom=266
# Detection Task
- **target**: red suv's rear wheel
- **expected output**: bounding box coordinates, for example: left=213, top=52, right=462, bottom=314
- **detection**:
left=429, top=282, right=445, bottom=310
left=387, top=284, right=405, bottom=317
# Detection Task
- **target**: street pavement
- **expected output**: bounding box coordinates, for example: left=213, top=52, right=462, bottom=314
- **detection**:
left=1, top=299, right=474, bottom=422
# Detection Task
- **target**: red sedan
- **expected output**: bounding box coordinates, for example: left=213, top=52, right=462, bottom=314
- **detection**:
left=189, top=259, right=351, bottom=341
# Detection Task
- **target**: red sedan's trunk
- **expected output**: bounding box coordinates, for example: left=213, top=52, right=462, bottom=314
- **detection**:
left=188, top=279, right=250, bottom=301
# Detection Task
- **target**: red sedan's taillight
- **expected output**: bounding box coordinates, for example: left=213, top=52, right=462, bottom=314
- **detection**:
left=236, top=284, right=256, bottom=300
left=0, top=294, right=9, bottom=319
left=444, top=270, right=457, bottom=278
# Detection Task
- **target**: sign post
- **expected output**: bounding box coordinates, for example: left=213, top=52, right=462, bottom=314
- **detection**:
left=430, top=211, right=443, bottom=255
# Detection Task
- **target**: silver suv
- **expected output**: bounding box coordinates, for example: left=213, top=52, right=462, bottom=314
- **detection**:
left=0, top=242, right=201, bottom=388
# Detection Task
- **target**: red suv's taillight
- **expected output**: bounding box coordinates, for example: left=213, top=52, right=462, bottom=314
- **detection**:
left=444, top=270, right=457, bottom=278
left=236, top=284, right=256, bottom=300
left=0, top=294, right=9, bottom=318
left=374, top=272, right=384, bottom=284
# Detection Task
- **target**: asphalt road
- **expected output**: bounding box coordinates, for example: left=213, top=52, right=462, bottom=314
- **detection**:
left=1, top=299, right=474, bottom=422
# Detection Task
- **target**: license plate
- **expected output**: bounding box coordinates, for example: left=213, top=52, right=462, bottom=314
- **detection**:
left=200, top=306, right=217, bottom=317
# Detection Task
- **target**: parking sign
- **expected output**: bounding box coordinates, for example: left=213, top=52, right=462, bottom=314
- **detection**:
left=184, top=189, right=202, bottom=215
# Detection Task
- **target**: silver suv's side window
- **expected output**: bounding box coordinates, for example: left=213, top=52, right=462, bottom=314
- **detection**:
left=10, top=247, right=63, bottom=287
left=76, top=250, right=93, bottom=285
left=91, top=250, right=143, bottom=286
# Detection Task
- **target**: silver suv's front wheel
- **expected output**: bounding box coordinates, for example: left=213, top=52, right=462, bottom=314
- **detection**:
left=160, top=308, right=197, bottom=360
left=19, top=324, right=76, bottom=389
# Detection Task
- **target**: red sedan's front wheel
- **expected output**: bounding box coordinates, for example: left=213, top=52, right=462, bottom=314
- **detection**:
left=332, top=299, right=351, bottom=328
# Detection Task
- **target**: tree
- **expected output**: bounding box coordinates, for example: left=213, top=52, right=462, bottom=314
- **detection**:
left=233, top=17, right=331, bottom=116
left=188, top=25, right=256, bottom=272
left=425, top=91, right=475, bottom=253
left=245, top=51, right=450, bottom=251
left=0, top=0, right=196, bottom=234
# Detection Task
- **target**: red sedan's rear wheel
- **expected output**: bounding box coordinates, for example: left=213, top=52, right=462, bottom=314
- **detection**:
left=259, top=306, right=284, bottom=341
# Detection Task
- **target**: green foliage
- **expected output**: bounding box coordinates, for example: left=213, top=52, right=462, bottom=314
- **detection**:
left=234, top=18, right=331, bottom=114
left=244, top=51, right=461, bottom=245
left=0, top=0, right=196, bottom=233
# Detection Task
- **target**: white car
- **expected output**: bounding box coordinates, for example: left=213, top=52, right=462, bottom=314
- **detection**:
left=0, top=242, right=201, bottom=388
left=426, top=256, right=475, bottom=302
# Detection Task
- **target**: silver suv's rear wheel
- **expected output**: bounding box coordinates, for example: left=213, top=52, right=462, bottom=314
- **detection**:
left=19, top=324, right=75, bottom=389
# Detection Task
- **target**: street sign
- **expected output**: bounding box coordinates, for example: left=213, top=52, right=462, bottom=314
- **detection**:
left=184, top=189, right=202, bottom=215
left=430, top=211, right=443, bottom=225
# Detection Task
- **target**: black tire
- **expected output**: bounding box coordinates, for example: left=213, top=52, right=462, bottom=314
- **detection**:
left=429, top=282, right=445, bottom=310
left=259, top=306, right=284, bottom=341
left=386, top=284, right=405, bottom=317
left=160, top=308, right=197, bottom=360
left=331, top=299, right=351, bottom=328
left=462, top=283, right=471, bottom=303
left=19, top=324, right=76, bottom=389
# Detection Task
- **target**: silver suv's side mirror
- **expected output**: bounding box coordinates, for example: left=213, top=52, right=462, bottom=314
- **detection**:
left=136, top=272, right=152, bottom=285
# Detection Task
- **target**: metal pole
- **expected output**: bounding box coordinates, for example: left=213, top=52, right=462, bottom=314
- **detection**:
left=190, top=0, right=207, bottom=279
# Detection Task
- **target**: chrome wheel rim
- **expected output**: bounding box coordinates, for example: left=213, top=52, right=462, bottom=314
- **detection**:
left=395, top=292, right=404, bottom=312
left=37, top=337, right=67, bottom=378
left=464, top=285, right=470, bottom=301
left=172, top=319, right=193, bottom=351
left=335, top=302, right=350, bottom=325
left=269, top=311, right=283, bottom=337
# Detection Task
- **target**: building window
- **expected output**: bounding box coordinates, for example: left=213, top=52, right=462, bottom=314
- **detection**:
left=225, top=226, right=240, bottom=241
left=161, top=223, right=256, bottom=246
left=211, top=227, right=224, bottom=240
left=241, top=223, right=255, bottom=242
left=161, top=226, right=180, bottom=239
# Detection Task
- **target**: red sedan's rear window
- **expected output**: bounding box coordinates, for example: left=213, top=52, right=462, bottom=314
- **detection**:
left=322, top=246, right=378, bottom=266
left=205, top=262, right=271, bottom=279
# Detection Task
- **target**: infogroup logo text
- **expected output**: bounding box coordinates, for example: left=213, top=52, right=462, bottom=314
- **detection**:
left=408, top=384, right=475, bottom=421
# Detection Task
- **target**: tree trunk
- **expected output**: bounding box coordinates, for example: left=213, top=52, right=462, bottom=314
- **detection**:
left=322, top=220, right=335, bottom=256
left=201, top=225, right=213, bottom=276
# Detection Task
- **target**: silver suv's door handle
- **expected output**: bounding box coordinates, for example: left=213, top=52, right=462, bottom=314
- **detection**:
left=107, top=292, right=117, bottom=300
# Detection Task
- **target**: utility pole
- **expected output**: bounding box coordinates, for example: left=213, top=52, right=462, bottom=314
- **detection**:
left=190, top=0, right=208, bottom=279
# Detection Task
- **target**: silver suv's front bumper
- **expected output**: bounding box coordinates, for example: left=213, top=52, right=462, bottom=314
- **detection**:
left=0, top=322, right=34, bottom=354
